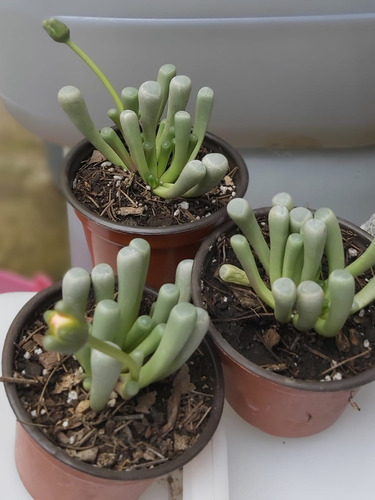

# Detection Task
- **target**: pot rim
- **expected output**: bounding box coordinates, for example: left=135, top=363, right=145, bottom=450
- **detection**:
left=61, top=131, right=249, bottom=237
left=2, top=283, right=225, bottom=481
left=191, top=208, right=375, bottom=394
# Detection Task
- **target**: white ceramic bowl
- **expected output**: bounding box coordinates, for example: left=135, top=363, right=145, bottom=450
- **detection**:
left=1, top=1, right=375, bottom=148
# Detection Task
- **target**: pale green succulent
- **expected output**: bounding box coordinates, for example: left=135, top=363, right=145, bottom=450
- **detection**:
left=43, top=18, right=229, bottom=199
left=219, top=193, right=375, bottom=337
left=43, top=238, right=209, bottom=411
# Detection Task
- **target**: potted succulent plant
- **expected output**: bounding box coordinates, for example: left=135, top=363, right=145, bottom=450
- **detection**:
left=191, top=192, right=375, bottom=437
left=42, top=18, right=249, bottom=288
left=2, top=238, right=224, bottom=500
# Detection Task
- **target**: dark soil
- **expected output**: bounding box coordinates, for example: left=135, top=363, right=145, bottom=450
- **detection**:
left=72, top=149, right=239, bottom=227
left=8, top=292, right=217, bottom=472
left=200, top=220, right=375, bottom=382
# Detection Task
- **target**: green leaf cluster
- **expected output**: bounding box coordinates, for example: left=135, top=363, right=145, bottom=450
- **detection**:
left=43, top=238, right=208, bottom=411
left=43, top=18, right=229, bottom=199
left=220, top=193, right=375, bottom=337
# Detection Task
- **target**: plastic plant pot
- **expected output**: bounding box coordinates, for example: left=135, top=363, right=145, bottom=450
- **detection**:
left=2, top=283, right=225, bottom=500
left=61, top=132, right=249, bottom=289
left=191, top=212, right=375, bottom=438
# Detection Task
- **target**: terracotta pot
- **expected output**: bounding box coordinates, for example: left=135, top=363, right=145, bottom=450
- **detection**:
left=61, top=132, right=249, bottom=289
left=2, top=283, right=225, bottom=500
left=191, top=212, right=375, bottom=438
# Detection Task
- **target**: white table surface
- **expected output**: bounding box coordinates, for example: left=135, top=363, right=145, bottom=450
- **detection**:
left=1, top=292, right=375, bottom=499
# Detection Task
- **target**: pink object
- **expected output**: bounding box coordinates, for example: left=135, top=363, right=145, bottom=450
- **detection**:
left=0, top=270, right=53, bottom=293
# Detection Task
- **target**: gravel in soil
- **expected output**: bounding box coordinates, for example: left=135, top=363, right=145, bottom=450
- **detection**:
left=72, top=150, right=239, bottom=227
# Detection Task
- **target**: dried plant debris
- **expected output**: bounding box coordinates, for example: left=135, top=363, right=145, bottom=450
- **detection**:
left=72, top=151, right=239, bottom=227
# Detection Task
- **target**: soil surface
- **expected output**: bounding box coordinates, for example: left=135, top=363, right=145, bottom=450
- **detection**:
left=72, top=149, right=239, bottom=227
left=200, top=221, right=375, bottom=382
left=10, top=292, right=217, bottom=472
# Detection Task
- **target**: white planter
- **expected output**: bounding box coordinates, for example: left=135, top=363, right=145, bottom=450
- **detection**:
left=1, top=1, right=375, bottom=147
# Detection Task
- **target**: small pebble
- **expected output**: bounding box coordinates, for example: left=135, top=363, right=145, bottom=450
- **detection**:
left=332, top=372, right=343, bottom=381
left=364, top=339, right=370, bottom=348
left=23, top=352, right=31, bottom=360
left=101, top=161, right=112, bottom=168
left=179, top=201, right=189, bottom=210
left=67, top=391, right=78, bottom=404
left=348, top=247, right=358, bottom=258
